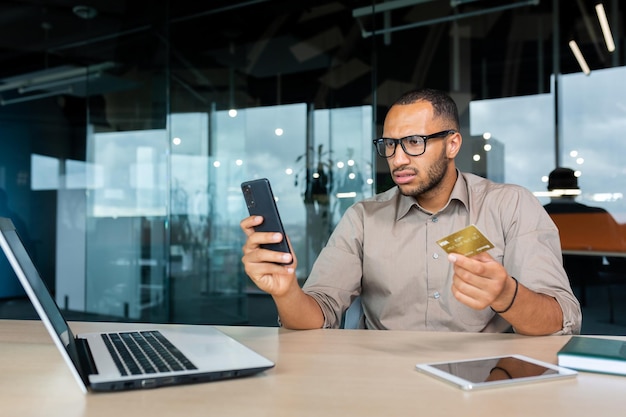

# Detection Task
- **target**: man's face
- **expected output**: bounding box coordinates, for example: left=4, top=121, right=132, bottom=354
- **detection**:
left=381, top=101, right=458, bottom=198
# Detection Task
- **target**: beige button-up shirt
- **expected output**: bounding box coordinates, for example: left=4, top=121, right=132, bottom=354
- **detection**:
left=302, top=171, right=581, bottom=334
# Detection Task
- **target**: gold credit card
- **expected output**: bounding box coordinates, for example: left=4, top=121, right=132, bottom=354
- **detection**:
left=436, top=224, right=494, bottom=257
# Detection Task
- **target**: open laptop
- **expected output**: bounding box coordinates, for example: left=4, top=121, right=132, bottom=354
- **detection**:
left=0, top=217, right=274, bottom=393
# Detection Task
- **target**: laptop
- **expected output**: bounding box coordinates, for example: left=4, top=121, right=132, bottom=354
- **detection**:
left=0, top=217, right=274, bottom=393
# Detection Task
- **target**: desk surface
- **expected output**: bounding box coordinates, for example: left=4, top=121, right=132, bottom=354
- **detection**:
left=2, top=319, right=626, bottom=417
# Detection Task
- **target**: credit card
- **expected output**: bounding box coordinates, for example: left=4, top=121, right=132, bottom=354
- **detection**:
left=436, top=224, right=494, bottom=257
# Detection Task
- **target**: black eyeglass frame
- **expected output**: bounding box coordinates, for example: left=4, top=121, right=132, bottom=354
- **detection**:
left=372, top=129, right=456, bottom=158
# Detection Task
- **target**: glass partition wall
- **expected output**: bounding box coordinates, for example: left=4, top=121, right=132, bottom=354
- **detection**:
left=0, top=1, right=624, bottom=328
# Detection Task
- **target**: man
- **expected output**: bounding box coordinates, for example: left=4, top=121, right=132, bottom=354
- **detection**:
left=544, top=167, right=625, bottom=307
left=544, top=167, right=608, bottom=215
left=240, top=88, right=581, bottom=335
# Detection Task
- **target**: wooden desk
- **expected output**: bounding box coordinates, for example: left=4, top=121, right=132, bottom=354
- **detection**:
left=2, top=319, right=626, bottom=417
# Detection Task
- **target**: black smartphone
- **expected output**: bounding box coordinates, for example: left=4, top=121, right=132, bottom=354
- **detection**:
left=241, top=178, right=291, bottom=258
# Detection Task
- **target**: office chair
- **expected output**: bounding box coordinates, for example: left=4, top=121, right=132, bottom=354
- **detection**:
left=341, top=296, right=363, bottom=329
left=550, top=212, right=626, bottom=321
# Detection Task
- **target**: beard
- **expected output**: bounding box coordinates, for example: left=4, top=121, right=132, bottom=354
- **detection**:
left=397, top=146, right=449, bottom=198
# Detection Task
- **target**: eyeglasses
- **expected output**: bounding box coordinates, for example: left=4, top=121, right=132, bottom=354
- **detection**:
left=372, top=130, right=456, bottom=158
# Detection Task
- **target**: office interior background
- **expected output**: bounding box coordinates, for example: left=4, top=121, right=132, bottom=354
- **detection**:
left=0, top=0, right=625, bottom=330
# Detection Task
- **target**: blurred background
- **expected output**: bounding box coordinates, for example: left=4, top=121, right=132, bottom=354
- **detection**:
left=0, top=0, right=624, bottom=332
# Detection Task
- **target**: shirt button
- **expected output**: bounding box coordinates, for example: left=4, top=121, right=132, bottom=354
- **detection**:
left=432, top=217, right=438, bottom=223
left=433, top=291, right=440, bottom=299
left=433, top=253, right=439, bottom=259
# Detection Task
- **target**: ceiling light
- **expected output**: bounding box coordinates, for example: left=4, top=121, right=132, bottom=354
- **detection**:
left=353, top=0, right=434, bottom=17
left=0, top=62, right=115, bottom=93
left=18, top=73, right=101, bottom=93
left=533, top=189, right=582, bottom=198
left=551, top=189, right=582, bottom=196
left=568, top=40, right=591, bottom=75
left=595, top=3, right=615, bottom=52
left=72, top=5, right=98, bottom=20
left=0, top=87, right=72, bottom=106
left=354, top=0, right=539, bottom=38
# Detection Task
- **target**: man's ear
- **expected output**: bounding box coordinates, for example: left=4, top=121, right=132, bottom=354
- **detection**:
left=447, top=131, right=462, bottom=158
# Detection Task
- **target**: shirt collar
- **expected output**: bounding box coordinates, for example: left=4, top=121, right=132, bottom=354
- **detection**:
left=449, top=170, right=470, bottom=211
left=395, top=169, right=469, bottom=220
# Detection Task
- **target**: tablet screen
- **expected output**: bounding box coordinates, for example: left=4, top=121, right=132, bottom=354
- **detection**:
left=416, top=354, right=577, bottom=390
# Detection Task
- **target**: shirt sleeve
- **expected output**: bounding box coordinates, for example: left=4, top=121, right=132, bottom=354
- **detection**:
left=302, top=205, right=365, bottom=329
left=489, top=185, right=582, bottom=335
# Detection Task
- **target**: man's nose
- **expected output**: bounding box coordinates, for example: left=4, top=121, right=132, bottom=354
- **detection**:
left=391, top=143, right=411, bottom=164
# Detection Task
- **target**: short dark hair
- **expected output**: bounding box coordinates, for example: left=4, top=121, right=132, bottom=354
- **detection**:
left=548, top=167, right=579, bottom=191
left=392, top=88, right=460, bottom=130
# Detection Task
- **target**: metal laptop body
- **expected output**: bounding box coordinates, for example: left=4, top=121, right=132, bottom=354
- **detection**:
left=0, top=217, right=274, bottom=393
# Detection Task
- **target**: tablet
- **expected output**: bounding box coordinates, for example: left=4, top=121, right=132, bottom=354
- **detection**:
left=415, top=354, right=577, bottom=390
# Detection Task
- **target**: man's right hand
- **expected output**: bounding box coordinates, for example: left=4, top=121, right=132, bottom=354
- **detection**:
left=240, top=215, right=325, bottom=329
left=240, top=215, right=298, bottom=297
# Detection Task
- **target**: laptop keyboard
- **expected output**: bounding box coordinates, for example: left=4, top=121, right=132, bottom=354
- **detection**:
left=101, top=331, right=197, bottom=376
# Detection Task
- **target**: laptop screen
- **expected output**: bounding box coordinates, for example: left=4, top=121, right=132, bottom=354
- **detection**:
left=0, top=217, right=87, bottom=387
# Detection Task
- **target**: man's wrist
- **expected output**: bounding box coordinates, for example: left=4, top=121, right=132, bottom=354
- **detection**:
left=490, top=276, right=519, bottom=314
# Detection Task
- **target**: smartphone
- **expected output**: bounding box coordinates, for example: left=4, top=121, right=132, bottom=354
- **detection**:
left=241, top=178, right=291, bottom=259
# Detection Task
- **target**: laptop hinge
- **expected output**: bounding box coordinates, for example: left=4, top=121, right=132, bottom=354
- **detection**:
left=75, top=337, right=99, bottom=376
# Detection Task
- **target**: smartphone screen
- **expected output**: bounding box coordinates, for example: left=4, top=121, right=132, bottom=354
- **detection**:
left=241, top=178, right=291, bottom=259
